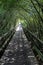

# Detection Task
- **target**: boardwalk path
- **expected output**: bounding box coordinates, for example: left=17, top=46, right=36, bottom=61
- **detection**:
left=0, top=25, right=38, bottom=65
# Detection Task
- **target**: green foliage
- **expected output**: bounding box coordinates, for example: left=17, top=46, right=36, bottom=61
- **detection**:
left=0, top=0, right=43, bottom=41
left=0, top=0, right=43, bottom=63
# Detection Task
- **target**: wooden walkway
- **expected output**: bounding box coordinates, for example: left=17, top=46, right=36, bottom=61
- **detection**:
left=0, top=25, right=38, bottom=65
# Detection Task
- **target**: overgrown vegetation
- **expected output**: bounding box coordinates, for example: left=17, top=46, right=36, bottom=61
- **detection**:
left=0, top=0, right=43, bottom=40
left=0, top=0, right=43, bottom=64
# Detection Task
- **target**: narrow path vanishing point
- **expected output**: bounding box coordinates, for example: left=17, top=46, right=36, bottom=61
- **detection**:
left=0, top=24, right=38, bottom=65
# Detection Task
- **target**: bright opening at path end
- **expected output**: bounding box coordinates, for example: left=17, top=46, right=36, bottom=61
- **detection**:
left=16, top=19, right=22, bottom=31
